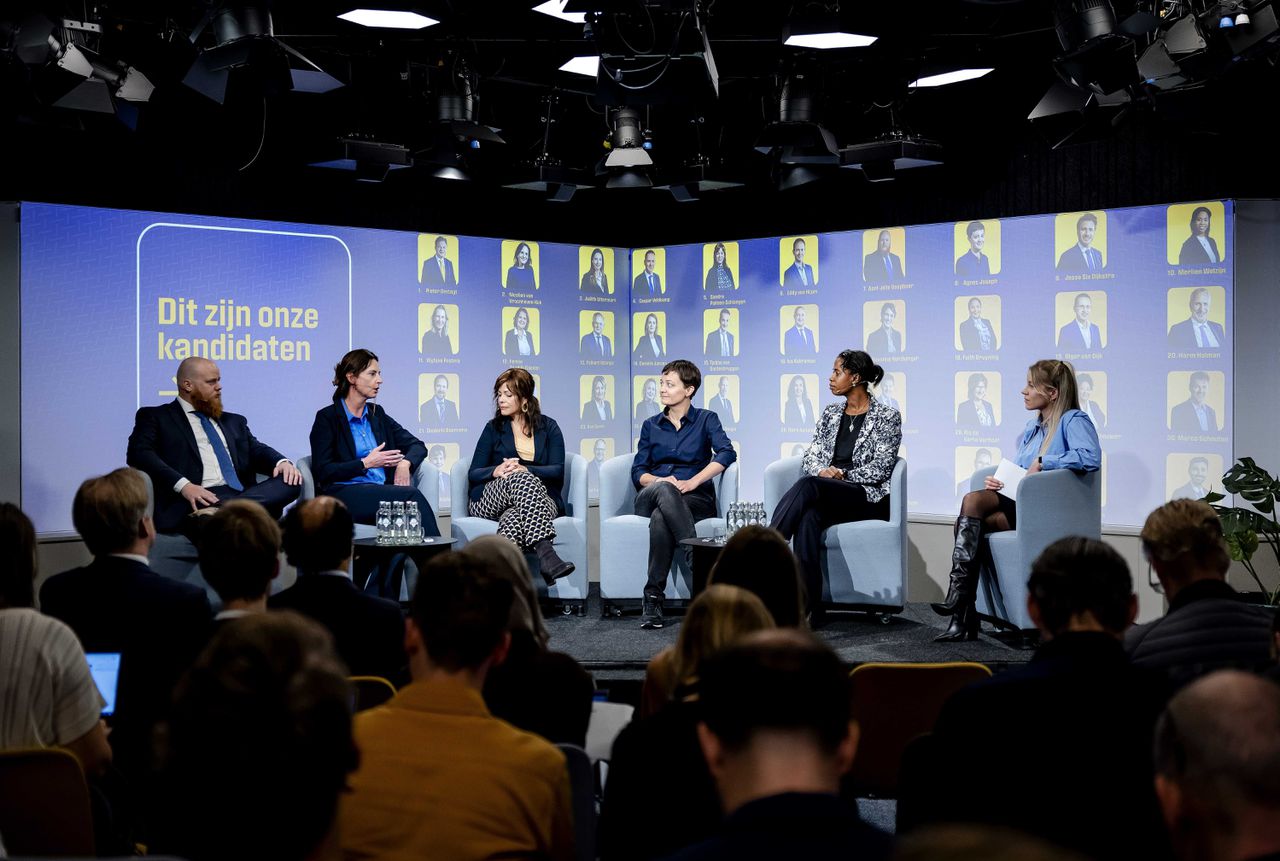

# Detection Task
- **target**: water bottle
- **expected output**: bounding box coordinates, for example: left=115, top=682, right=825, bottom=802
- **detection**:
left=406, top=501, right=423, bottom=543
left=391, top=501, right=406, bottom=544
left=376, top=501, right=392, bottom=544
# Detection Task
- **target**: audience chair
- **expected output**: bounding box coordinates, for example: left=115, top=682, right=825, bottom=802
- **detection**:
left=967, top=466, right=1103, bottom=631
left=448, top=453, right=590, bottom=613
left=0, top=747, right=96, bottom=857
left=846, top=662, right=992, bottom=798
left=597, top=454, right=739, bottom=616
left=349, top=675, right=398, bottom=712
left=762, top=456, right=908, bottom=619
left=557, top=743, right=597, bottom=861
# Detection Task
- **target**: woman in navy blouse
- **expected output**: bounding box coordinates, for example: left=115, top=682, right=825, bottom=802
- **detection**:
left=309, top=348, right=439, bottom=529
left=932, top=359, right=1101, bottom=641
left=466, top=368, right=575, bottom=584
left=631, top=359, right=737, bottom=629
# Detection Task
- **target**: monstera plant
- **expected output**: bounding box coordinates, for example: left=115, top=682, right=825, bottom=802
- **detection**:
left=1204, top=457, right=1280, bottom=605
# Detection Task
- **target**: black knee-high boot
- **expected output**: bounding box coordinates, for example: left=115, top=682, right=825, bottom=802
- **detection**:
left=934, top=599, right=980, bottom=642
left=931, top=515, right=983, bottom=617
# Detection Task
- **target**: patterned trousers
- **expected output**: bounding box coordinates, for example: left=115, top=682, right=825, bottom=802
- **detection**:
left=468, top=470, right=558, bottom=549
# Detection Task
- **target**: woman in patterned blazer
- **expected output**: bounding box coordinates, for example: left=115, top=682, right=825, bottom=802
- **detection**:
left=769, top=350, right=902, bottom=624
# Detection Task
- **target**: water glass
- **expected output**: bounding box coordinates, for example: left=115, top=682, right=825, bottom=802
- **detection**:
left=391, top=501, right=406, bottom=544
left=375, top=501, right=392, bottom=544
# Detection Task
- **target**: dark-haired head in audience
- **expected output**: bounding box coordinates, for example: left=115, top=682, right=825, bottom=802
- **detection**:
left=681, top=629, right=890, bottom=859
left=1027, top=536, right=1136, bottom=639
left=156, top=611, right=357, bottom=861
left=272, top=496, right=407, bottom=683
left=1154, top=670, right=1280, bottom=861
left=71, top=466, right=156, bottom=559
left=1127, top=499, right=1275, bottom=687
left=0, top=501, right=37, bottom=608
left=199, top=499, right=280, bottom=616
left=283, top=496, right=355, bottom=575
left=408, top=554, right=515, bottom=682
left=707, top=525, right=806, bottom=628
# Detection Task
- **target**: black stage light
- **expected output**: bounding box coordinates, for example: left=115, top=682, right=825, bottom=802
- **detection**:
left=1027, top=78, right=1130, bottom=148
left=311, top=138, right=412, bottom=182
left=183, top=4, right=342, bottom=104
left=839, top=137, right=944, bottom=181
left=599, top=107, right=654, bottom=188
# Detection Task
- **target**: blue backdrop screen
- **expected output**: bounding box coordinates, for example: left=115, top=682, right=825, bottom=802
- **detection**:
left=20, top=201, right=1231, bottom=533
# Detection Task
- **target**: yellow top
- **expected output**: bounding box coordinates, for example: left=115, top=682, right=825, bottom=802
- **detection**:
left=514, top=431, right=535, bottom=463
left=339, top=675, right=573, bottom=861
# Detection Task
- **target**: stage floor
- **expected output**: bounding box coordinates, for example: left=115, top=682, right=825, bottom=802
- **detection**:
left=543, top=590, right=1036, bottom=680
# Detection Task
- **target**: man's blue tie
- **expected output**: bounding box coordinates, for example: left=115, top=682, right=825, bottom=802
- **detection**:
left=884, top=257, right=892, bottom=276
left=197, top=413, right=243, bottom=491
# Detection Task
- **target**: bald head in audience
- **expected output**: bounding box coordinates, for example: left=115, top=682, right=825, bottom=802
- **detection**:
left=1154, top=670, right=1280, bottom=861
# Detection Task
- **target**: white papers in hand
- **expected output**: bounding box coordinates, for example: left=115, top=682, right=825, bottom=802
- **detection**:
left=993, top=459, right=1027, bottom=501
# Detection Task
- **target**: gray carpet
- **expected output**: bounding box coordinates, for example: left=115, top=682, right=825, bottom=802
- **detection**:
left=543, top=591, right=1035, bottom=678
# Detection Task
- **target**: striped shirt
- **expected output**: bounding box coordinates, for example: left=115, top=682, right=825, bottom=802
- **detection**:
left=0, top=608, right=103, bottom=749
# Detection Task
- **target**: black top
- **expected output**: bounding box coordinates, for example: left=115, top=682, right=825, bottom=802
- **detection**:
left=666, top=793, right=891, bottom=861
left=830, top=412, right=865, bottom=471
left=899, top=632, right=1173, bottom=861
left=1124, top=578, right=1276, bottom=689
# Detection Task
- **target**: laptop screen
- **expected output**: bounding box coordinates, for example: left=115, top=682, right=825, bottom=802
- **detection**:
left=86, top=652, right=121, bottom=717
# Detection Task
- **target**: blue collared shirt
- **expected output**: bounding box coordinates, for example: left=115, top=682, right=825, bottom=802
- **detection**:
left=631, top=405, right=736, bottom=488
left=341, top=399, right=385, bottom=485
left=1014, top=409, right=1101, bottom=472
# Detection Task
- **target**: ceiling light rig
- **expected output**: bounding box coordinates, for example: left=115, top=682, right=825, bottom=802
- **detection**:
left=598, top=106, right=654, bottom=188
left=782, top=2, right=877, bottom=50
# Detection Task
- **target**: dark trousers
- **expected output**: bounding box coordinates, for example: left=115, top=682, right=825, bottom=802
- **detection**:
left=769, top=476, right=890, bottom=611
left=320, top=482, right=440, bottom=534
left=178, top=476, right=301, bottom=539
left=634, top=481, right=717, bottom=600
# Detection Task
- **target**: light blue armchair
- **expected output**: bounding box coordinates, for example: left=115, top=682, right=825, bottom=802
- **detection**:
left=967, top=466, right=1103, bottom=631
left=598, top=454, right=740, bottom=616
left=449, top=453, right=589, bottom=613
left=762, top=456, right=908, bottom=617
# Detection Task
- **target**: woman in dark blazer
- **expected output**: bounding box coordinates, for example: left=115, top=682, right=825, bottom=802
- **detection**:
left=420, top=304, right=453, bottom=355
left=783, top=374, right=815, bottom=427
left=956, top=372, right=997, bottom=428
left=769, top=350, right=902, bottom=623
left=503, top=306, right=537, bottom=357
left=579, top=248, right=609, bottom=294
left=505, top=242, right=537, bottom=291
left=1178, top=206, right=1221, bottom=266
left=633, top=312, right=665, bottom=361
left=467, top=368, right=575, bottom=583
left=310, top=348, right=439, bottom=531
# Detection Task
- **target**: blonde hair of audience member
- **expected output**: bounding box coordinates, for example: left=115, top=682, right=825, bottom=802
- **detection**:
left=707, top=524, right=806, bottom=628
left=459, top=534, right=550, bottom=649
left=652, top=585, right=774, bottom=707
left=1140, top=499, right=1231, bottom=600
left=1026, top=359, right=1080, bottom=457
left=71, top=467, right=154, bottom=557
